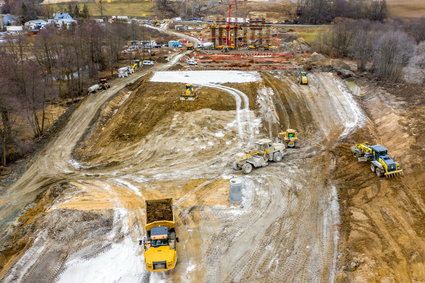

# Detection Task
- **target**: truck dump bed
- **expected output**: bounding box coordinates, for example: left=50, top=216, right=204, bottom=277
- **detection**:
left=146, top=198, right=173, bottom=224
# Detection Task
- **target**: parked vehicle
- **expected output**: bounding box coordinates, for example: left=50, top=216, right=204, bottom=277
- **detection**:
left=187, top=59, right=197, bottom=65
left=118, top=67, right=130, bottom=78
left=88, top=84, right=100, bottom=94
left=143, top=60, right=154, bottom=66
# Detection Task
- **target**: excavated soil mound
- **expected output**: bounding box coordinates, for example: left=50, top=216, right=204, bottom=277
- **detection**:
left=333, top=79, right=425, bottom=282
left=75, top=80, right=260, bottom=165
left=146, top=199, right=173, bottom=223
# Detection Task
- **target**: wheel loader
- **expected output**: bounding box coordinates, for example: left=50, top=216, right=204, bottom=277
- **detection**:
left=299, top=72, right=308, bottom=85
left=99, top=78, right=111, bottom=90
left=232, top=139, right=285, bottom=174
left=180, top=84, right=197, bottom=101
left=279, top=129, right=298, bottom=148
left=351, top=142, right=403, bottom=178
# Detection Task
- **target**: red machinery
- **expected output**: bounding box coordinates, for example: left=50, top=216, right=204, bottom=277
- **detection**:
left=226, top=0, right=237, bottom=47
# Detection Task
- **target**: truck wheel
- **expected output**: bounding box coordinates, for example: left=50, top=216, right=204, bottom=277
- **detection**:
left=273, top=152, right=283, bottom=162
left=169, top=232, right=176, bottom=240
left=242, top=163, right=253, bottom=174
left=376, top=168, right=383, bottom=177
left=370, top=164, right=376, bottom=173
left=232, top=161, right=240, bottom=170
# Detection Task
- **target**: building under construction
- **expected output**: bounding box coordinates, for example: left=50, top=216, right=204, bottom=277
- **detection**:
left=209, top=17, right=272, bottom=50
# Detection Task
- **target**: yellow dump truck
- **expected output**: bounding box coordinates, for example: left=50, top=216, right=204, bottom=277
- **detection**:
left=140, top=198, right=178, bottom=271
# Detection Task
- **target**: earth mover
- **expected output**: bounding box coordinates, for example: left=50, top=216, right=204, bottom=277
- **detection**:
left=180, top=84, right=197, bottom=101
left=139, top=198, right=178, bottom=272
left=99, top=78, right=111, bottom=90
left=232, top=139, right=285, bottom=174
left=299, top=72, right=308, bottom=85
left=351, top=143, right=403, bottom=178
left=279, top=129, right=298, bottom=148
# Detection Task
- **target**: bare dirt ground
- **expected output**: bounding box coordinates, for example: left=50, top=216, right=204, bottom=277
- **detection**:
left=1, top=30, right=425, bottom=282
left=334, top=79, right=425, bottom=282
left=0, top=68, right=368, bottom=282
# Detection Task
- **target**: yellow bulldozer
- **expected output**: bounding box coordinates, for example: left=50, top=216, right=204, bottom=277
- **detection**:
left=279, top=129, right=298, bottom=148
left=351, top=142, right=403, bottom=178
left=180, top=84, right=197, bottom=101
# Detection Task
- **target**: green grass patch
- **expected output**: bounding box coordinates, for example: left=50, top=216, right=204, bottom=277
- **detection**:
left=295, top=27, right=329, bottom=44
left=47, top=1, right=155, bottom=17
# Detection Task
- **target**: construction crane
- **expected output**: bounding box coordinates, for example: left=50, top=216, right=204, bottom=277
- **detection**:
left=226, top=0, right=237, bottom=48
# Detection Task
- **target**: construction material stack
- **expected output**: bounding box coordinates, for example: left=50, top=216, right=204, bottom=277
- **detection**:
left=351, top=143, right=403, bottom=177
left=140, top=198, right=178, bottom=272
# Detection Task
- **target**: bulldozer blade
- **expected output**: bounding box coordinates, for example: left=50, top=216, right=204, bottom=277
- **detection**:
left=385, top=170, right=403, bottom=178
left=180, top=97, right=196, bottom=101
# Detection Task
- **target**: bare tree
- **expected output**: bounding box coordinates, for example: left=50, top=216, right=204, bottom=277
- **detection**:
left=373, top=31, right=415, bottom=81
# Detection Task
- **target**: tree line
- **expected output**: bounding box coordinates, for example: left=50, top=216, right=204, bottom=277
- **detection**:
left=314, top=18, right=425, bottom=83
left=0, top=21, right=153, bottom=166
left=297, top=0, right=388, bottom=24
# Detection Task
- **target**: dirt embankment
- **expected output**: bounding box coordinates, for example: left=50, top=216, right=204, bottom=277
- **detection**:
left=74, top=79, right=260, bottom=166
left=0, top=182, right=114, bottom=281
left=334, top=79, right=425, bottom=282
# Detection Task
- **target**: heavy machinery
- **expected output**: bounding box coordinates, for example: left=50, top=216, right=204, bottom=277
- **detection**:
left=180, top=84, right=197, bottom=101
left=299, top=71, right=308, bottom=85
left=279, top=129, right=298, bottom=148
left=232, top=139, right=285, bottom=174
left=140, top=198, right=178, bottom=272
left=99, top=78, right=110, bottom=90
left=351, top=143, right=403, bottom=178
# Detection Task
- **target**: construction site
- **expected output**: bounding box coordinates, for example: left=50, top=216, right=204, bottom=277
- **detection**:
left=1, top=2, right=425, bottom=283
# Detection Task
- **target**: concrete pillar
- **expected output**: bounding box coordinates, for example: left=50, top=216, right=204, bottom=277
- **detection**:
left=230, top=178, right=244, bottom=204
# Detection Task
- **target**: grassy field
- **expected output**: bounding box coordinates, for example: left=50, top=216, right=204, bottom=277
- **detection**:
left=388, top=0, right=425, bottom=18
left=46, top=1, right=155, bottom=17
left=295, top=26, right=329, bottom=44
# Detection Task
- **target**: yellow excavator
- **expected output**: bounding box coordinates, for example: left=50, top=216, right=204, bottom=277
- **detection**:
left=351, top=142, right=403, bottom=177
left=299, top=71, right=308, bottom=85
left=180, top=84, right=197, bottom=101
left=279, top=129, right=298, bottom=148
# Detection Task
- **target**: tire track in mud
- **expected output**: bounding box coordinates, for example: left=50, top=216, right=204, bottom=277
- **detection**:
left=204, top=83, right=254, bottom=143
left=3, top=69, right=367, bottom=282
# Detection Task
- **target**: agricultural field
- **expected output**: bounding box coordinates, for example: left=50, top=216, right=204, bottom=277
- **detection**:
left=45, top=1, right=155, bottom=17
left=388, top=0, right=425, bottom=18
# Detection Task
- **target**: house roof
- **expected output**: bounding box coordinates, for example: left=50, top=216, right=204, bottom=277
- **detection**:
left=53, top=13, right=74, bottom=21
left=25, top=19, right=47, bottom=25
left=2, top=14, right=19, bottom=25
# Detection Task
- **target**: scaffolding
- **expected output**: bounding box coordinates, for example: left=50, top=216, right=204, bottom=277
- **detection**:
left=209, top=17, right=272, bottom=50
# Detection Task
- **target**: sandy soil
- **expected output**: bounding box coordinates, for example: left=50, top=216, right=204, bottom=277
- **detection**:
left=0, top=68, right=368, bottom=282
left=1, top=26, right=424, bottom=282
left=334, top=79, right=425, bottom=282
